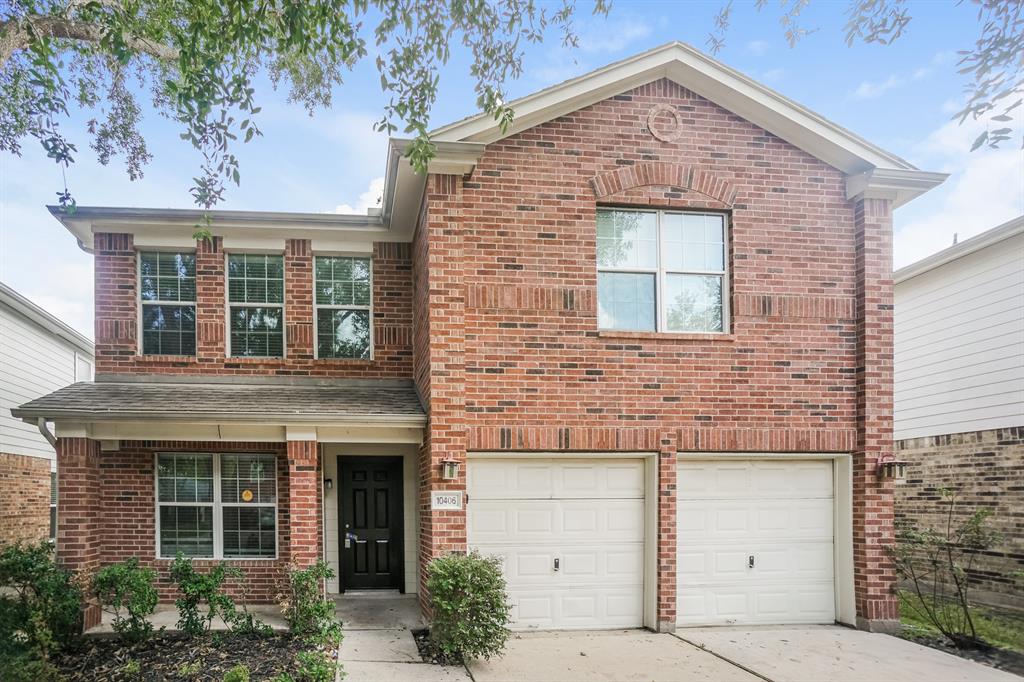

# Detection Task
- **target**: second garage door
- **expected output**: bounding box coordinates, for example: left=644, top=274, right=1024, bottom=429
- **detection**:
left=467, top=458, right=645, bottom=630
left=677, top=459, right=836, bottom=626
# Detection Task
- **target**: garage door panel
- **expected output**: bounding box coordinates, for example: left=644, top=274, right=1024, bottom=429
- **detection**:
left=678, top=459, right=836, bottom=627
left=469, top=458, right=644, bottom=500
left=469, top=458, right=646, bottom=631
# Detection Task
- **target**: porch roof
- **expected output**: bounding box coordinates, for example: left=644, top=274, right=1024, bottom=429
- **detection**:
left=11, top=379, right=426, bottom=426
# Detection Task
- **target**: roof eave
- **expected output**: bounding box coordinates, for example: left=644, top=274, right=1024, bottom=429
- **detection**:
left=845, top=168, right=950, bottom=209
left=12, top=408, right=426, bottom=426
left=894, top=214, right=1024, bottom=283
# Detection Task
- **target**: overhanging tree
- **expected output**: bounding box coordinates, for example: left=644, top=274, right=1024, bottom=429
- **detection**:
left=0, top=0, right=1020, bottom=212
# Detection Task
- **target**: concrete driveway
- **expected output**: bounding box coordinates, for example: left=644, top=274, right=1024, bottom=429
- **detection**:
left=468, top=626, right=1021, bottom=682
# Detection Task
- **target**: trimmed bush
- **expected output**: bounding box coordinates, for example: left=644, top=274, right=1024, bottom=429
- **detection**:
left=427, top=551, right=510, bottom=661
left=280, top=560, right=341, bottom=647
left=92, top=557, right=159, bottom=642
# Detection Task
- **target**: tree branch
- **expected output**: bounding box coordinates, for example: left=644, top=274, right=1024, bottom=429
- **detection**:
left=0, top=14, right=179, bottom=68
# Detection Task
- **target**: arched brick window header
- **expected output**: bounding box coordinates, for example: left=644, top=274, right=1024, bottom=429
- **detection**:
left=589, top=162, right=737, bottom=207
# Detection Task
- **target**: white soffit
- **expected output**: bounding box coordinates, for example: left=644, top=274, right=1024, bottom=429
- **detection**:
left=430, top=41, right=946, bottom=206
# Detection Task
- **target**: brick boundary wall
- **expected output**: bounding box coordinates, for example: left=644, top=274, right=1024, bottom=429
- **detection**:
left=0, top=452, right=51, bottom=547
left=896, top=427, right=1024, bottom=609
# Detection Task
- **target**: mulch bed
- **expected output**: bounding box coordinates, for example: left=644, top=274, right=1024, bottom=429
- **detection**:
left=411, top=628, right=462, bottom=666
left=901, top=633, right=1024, bottom=677
left=54, top=633, right=306, bottom=681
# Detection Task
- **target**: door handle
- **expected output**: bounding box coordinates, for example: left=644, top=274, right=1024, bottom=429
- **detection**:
left=748, top=555, right=755, bottom=569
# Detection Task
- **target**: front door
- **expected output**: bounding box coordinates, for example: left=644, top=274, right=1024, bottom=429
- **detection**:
left=339, top=456, right=404, bottom=591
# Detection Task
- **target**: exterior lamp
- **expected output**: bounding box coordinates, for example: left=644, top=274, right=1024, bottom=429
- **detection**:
left=440, top=458, right=460, bottom=481
left=877, top=455, right=907, bottom=484
left=324, top=478, right=333, bottom=491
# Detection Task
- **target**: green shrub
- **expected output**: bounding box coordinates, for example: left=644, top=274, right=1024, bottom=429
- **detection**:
left=426, top=551, right=510, bottom=661
left=222, top=664, right=251, bottom=682
left=169, top=554, right=239, bottom=636
left=0, top=541, right=82, bottom=677
left=295, top=650, right=338, bottom=682
left=280, top=561, right=341, bottom=647
left=92, top=557, right=159, bottom=642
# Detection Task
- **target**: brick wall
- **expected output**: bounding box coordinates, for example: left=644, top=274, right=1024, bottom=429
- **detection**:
left=0, top=452, right=50, bottom=547
left=415, top=78, right=895, bottom=628
left=93, top=234, right=412, bottom=378
left=896, top=427, right=1024, bottom=608
left=59, top=439, right=307, bottom=608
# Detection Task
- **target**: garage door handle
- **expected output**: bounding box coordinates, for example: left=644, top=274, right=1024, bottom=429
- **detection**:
left=554, top=558, right=560, bottom=572
left=748, top=555, right=754, bottom=568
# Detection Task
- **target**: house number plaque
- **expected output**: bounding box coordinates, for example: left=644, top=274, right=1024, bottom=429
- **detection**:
left=430, top=490, right=464, bottom=510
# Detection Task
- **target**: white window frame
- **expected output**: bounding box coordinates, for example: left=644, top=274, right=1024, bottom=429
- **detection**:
left=312, top=254, right=374, bottom=360
left=154, top=452, right=278, bottom=561
left=597, top=207, right=730, bottom=334
left=137, top=250, right=198, bottom=356
left=224, top=252, right=288, bottom=358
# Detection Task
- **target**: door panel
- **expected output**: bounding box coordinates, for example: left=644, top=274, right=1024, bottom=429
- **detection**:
left=468, top=458, right=645, bottom=630
left=677, top=459, right=836, bottom=626
left=339, top=456, right=403, bottom=590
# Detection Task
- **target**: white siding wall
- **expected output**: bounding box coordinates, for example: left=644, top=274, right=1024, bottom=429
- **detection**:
left=0, top=305, right=93, bottom=460
left=894, top=233, right=1024, bottom=440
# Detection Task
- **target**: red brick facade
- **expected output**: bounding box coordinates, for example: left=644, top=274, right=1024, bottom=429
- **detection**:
left=55, top=77, right=900, bottom=632
left=0, top=452, right=51, bottom=547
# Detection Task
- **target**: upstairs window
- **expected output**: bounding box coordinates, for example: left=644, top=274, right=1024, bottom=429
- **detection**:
left=139, top=252, right=197, bottom=355
left=315, top=256, right=372, bottom=359
left=227, top=254, right=285, bottom=357
left=597, top=209, right=727, bottom=333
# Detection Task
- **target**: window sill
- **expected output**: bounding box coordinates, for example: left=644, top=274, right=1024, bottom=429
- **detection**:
left=597, top=330, right=736, bottom=342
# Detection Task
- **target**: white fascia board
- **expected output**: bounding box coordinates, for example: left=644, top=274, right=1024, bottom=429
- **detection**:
left=50, top=420, right=423, bottom=444
left=846, top=168, right=950, bottom=209
left=894, top=214, right=1024, bottom=283
left=0, top=282, right=94, bottom=356
left=432, top=42, right=927, bottom=179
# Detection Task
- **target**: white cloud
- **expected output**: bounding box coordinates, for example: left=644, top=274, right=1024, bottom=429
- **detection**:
left=529, top=16, right=655, bottom=85
left=893, top=117, right=1024, bottom=268
left=852, top=74, right=903, bottom=100
left=329, top=176, right=385, bottom=215
left=578, top=19, right=652, bottom=53
left=744, top=40, right=771, bottom=57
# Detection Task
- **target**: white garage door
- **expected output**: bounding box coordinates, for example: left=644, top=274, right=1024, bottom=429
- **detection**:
left=677, top=459, right=835, bottom=626
left=468, top=458, right=645, bottom=630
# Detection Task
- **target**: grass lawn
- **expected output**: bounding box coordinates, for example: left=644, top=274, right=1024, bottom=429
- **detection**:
left=898, top=591, right=1024, bottom=654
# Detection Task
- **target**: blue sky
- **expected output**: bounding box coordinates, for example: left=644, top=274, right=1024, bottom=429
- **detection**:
left=1, top=0, right=1022, bottom=337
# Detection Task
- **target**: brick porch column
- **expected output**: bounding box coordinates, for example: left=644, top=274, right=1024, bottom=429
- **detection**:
left=656, top=431, right=678, bottom=632
left=55, top=437, right=103, bottom=630
left=286, top=440, right=321, bottom=568
left=852, top=196, right=899, bottom=631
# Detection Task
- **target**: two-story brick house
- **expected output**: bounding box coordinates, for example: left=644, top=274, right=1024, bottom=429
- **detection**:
left=13, top=43, right=946, bottom=633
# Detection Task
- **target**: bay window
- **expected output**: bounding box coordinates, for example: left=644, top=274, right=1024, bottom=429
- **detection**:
left=597, top=208, right=727, bottom=333
left=156, top=453, right=277, bottom=559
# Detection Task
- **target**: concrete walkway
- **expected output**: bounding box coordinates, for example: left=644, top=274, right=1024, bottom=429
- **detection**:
left=676, top=625, right=1022, bottom=682
left=336, top=592, right=471, bottom=682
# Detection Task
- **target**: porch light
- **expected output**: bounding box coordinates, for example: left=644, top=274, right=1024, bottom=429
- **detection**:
left=440, top=458, right=460, bottom=481
left=877, top=456, right=907, bottom=483
left=324, top=478, right=333, bottom=491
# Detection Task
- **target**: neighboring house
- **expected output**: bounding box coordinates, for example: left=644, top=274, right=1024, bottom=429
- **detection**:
left=11, top=42, right=947, bottom=634
left=894, top=216, right=1024, bottom=609
left=0, top=282, right=94, bottom=547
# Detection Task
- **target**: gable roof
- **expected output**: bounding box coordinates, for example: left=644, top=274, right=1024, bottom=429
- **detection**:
left=422, top=41, right=946, bottom=207
left=894, top=215, right=1024, bottom=283
left=0, top=281, right=93, bottom=356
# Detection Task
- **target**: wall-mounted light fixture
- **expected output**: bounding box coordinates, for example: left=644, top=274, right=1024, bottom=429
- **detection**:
left=877, top=455, right=907, bottom=484
left=324, top=478, right=333, bottom=491
left=440, top=458, right=460, bottom=481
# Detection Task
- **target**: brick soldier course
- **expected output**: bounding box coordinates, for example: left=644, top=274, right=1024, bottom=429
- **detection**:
left=13, top=43, right=945, bottom=634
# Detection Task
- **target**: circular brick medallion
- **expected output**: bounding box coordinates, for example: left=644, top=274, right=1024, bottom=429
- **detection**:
left=646, top=104, right=685, bottom=142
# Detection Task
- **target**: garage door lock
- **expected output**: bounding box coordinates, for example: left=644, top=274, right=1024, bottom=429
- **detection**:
left=554, top=558, right=560, bottom=572
left=748, top=555, right=755, bottom=568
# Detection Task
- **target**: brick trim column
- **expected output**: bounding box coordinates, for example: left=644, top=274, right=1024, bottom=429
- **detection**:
left=656, top=431, right=678, bottom=632
left=196, top=236, right=225, bottom=359
left=286, top=440, right=321, bottom=568
left=55, top=437, right=103, bottom=630
left=852, top=196, right=899, bottom=631
left=285, top=239, right=314, bottom=359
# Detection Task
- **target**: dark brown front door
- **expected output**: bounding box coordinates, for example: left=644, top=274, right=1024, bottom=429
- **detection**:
left=338, top=456, right=404, bottom=591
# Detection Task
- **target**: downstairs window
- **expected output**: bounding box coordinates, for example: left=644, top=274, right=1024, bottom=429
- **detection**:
left=156, top=453, right=277, bottom=559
